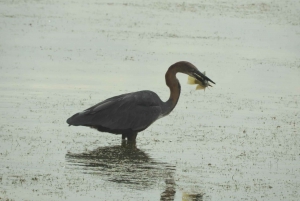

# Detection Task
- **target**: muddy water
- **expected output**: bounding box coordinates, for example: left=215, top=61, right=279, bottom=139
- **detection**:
left=0, top=0, right=299, bottom=200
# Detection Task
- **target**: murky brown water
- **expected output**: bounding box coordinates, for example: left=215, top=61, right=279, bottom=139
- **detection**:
left=1, top=0, right=299, bottom=200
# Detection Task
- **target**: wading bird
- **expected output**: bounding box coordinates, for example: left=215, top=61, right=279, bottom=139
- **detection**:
left=67, top=61, right=215, bottom=141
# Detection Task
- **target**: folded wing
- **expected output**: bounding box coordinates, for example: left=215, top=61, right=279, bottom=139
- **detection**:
left=66, top=91, right=162, bottom=134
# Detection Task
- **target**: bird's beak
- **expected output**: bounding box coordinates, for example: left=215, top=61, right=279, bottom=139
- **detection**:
left=193, top=70, right=216, bottom=86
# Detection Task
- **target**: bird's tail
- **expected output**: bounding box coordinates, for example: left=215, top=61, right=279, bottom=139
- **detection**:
left=66, top=112, right=92, bottom=126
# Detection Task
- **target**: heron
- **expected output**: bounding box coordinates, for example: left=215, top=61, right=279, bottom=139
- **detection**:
left=66, top=61, right=215, bottom=141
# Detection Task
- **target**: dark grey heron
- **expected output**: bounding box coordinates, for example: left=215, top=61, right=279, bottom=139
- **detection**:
left=66, top=61, right=215, bottom=141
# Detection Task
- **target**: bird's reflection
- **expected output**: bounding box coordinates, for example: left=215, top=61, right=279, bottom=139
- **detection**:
left=66, top=140, right=176, bottom=198
left=66, top=141, right=205, bottom=200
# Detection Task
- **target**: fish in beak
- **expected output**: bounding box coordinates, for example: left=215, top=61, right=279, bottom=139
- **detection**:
left=187, top=70, right=215, bottom=90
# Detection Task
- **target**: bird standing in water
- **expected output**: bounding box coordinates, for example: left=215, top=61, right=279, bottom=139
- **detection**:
left=67, top=61, right=215, bottom=141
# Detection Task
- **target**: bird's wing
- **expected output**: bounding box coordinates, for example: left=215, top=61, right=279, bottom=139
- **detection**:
left=67, top=91, right=162, bottom=132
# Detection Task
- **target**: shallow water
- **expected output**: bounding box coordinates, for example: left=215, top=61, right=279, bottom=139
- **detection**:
left=1, top=0, right=300, bottom=200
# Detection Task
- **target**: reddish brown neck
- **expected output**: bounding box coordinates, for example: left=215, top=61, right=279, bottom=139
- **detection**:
left=162, top=64, right=181, bottom=115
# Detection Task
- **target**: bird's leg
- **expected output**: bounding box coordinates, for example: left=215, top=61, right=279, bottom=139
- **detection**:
left=122, top=133, right=127, bottom=140
left=121, top=139, right=137, bottom=148
left=122, top=132, right=138, bottom=141
left=127, top=132, right=138, bottom=141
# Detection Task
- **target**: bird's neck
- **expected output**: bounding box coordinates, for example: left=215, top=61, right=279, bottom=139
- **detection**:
left=163, top=65, right=181, bottom=116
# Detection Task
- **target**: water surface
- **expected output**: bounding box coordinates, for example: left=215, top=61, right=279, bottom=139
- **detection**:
left=0, top=0, right=299, bottom=200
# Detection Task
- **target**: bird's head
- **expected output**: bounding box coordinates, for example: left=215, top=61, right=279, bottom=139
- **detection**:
left=168, top=61, right=216, bottom=90
left=179, top=61, right=215, bottom=90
